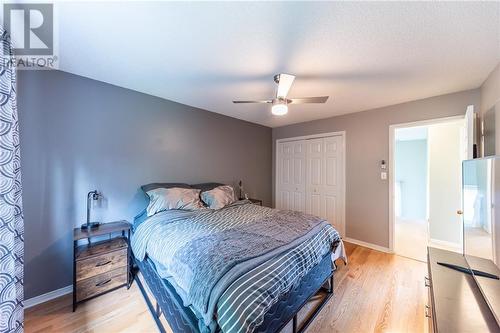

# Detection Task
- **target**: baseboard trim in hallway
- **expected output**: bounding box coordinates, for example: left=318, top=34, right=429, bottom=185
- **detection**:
left=343, top=237, right=391, bottom=253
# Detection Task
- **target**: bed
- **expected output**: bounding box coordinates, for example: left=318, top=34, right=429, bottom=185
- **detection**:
left=131, top=183, right=346, bottom=333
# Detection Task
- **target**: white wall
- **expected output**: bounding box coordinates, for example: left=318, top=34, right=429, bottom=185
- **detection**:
left=427, top=120, right=464, bottom=245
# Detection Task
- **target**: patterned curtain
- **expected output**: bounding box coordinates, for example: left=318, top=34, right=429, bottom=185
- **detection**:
left=0, top=27, right=24, bottom=332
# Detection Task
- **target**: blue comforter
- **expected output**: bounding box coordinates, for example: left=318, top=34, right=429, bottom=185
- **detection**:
left=132, top=200, right=342, bottom=333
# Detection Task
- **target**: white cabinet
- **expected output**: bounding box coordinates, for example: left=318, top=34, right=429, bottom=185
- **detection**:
left=276, top=135, right=344, bottom=235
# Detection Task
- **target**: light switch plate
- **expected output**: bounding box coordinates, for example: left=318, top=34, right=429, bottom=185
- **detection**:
left=381, top=172, right=387, bottom=180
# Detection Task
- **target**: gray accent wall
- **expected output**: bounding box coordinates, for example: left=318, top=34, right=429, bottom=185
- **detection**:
left=481, top=62, right=500, bottom=114
left=18, top=70, right=272, bottom=299
left=480, top=62, right=500, bottom=155
left=273, top=89, right=481, bottom=249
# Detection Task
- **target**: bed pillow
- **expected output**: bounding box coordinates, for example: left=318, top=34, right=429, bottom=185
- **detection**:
left=146, top=187, right=203, bottom=216
left=141, top=182, right=192, bottom=193
left=201, top=185, right=236, bottom=210
left=191, top=182, right=225, bottom=193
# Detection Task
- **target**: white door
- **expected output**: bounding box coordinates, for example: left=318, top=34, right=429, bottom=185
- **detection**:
left=465, top=105, right=475, bottom=159
left=305, top=136, right=344, bottom=235
left=427, top=121, right=464, bottom=251
left=276, top=140, right=306, bottom=212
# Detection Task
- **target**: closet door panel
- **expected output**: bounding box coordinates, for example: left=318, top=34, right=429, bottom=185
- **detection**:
left=323, top=195, right=337, bottom=226
left=307, top=193, right=321, bottom=216
left=277, top=140, right=306, bottom=212
left=325, top=137, right=338, bottom=153
left=325, top=156, right=337, bottom=186
left=277, top=142, right=292, bottom=209
left=310, top=158, right=322, bottom=185
left=293, top=192, right=304, bottom=212
left=292, top=154, right=305, bottom=212
left=306, top=138, right=323, bottom=215
left=322, top=136, right=343, bottom=234
left=310, top=140, right=322, bottom=154
left=281, top=191, right=290, bottom=210
left=282, top=157, right=291, bottom=185
left=311, top=194, right=323, bottom=217
left=293, top=156, right=304, bottom=187
left=292, top=140, right=306, bottom=212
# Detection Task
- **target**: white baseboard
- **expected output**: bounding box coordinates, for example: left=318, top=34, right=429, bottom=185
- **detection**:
left=343, top=237, right=391, bottom=253
left=429, top=238, right=462, bottom=252
left=24, top=285, right=72, bottom=309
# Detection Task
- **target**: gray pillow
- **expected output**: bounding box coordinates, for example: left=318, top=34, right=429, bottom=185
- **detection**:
left=191, top=182, right=225, bottom=193
left=146, top=187, right=203, bottom=216
left=201, top=185, right=236, bottom=210
left=141, top=183, right=192, bottom=193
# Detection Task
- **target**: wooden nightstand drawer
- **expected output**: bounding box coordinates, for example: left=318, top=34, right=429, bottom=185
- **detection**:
left=73, top=221, right=131, bottom=311
left=76, top=248, right=127, bottom=281
left=76, top=266, right=127, bottom=302
left=76, top=237, right=127, bottom=260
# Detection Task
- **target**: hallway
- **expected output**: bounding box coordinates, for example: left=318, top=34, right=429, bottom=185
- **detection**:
left=395, top=218, right=428, bottom=262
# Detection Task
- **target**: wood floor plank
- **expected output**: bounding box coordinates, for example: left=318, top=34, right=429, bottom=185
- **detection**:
left=26, top=242, right=427, bottom=333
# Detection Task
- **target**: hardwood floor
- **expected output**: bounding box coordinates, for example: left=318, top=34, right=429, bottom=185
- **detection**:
left=308, top=243, right=427, bottom=333
left=25, top=242, right=427, bottom=333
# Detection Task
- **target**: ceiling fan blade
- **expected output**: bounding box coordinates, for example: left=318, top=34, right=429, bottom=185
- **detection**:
left=276, top=74, right=295, bottom=98
left=288, top=96, right=329, bottom=104
left=233, top=100, right=272, bottom=104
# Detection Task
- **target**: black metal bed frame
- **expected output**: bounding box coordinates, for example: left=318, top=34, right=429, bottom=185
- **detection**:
left=290, top=274, right=334, bottom=333
left=134, top=272, right=168, bottom=333
left=133, top=259, right=334, bottom=333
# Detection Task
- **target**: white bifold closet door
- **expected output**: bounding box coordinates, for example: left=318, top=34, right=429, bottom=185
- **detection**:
left=277, top=135, right=344, bottom=235
left=277, top=140, right=306, bottom=212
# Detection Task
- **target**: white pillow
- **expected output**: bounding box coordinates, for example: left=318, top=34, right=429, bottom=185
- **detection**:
left=201, top=185, right=236, bottom=210
left=146, top=187, right=203, bottom=216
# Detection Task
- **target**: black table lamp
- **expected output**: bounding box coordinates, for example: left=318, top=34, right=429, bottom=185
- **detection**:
left=81, top=190, right=102, bottom=230
left=238, top=180, right=244, bottom=200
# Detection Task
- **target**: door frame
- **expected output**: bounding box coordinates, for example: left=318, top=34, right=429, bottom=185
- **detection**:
left=388, top=115, right=466, bottom=253
left=275, top=131, right=346, bottom=236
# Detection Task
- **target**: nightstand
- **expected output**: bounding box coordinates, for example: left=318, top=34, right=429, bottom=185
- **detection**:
left=73, top=221, right=131, bottom=311
left=248, top=198, right=263, bottom=206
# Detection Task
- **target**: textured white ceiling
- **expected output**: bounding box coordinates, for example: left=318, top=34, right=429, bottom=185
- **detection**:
left=56, top=1, right=500, bottom=128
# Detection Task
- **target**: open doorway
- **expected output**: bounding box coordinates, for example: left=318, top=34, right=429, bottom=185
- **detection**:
left=390, top=116, right=469, bottom=262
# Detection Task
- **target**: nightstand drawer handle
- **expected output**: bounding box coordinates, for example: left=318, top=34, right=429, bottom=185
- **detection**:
left=95, top=260, right=112, bottom=267
left=95, top=279, right=111, bottom=287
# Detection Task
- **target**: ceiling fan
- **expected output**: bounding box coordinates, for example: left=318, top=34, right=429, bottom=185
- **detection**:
left=233, top=74, right=329, bottom=116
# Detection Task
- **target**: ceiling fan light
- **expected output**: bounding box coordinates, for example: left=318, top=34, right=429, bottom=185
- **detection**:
left=272, top=103, right=288, bottom=116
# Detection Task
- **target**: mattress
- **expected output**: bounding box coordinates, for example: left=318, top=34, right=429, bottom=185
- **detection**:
left=132, top=200, right=342, bottom=332
left=135, top=252, right=333, bottom=333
